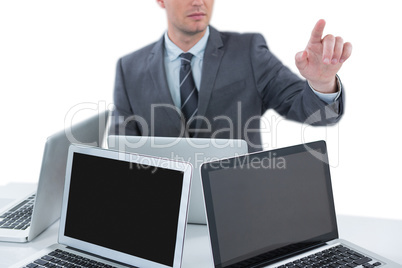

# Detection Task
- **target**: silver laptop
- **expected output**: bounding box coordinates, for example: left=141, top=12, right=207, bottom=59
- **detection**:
left=107, top=135, right=248, bottom=225
left=10, top=144, right=192, bottom=268
left=0, top=110, right=108, bottom=242
left=201, top=141, right=402, bottom=268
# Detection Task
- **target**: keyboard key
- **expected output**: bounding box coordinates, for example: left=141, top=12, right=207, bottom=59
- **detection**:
left=273, top=245, right=376, bottom=268
left=344, top=257, right=355, bottom=263
left=34, top=258, right=48, bottom=266
left=9, top=200, right=29, bottom=212
left=353, top=257, right=372, bottom=265
left=50, top=258, right=61, bottom=264
left=41, top=255, right=53, bottom=261
left=58, top=261, right=68, bottom=266
left=363, top=264, right=375, bottom=268
left=337, top=246, right=349, bottom=253
left=353, top=252, right=365, bottom=258
left=18, top=249, right=117, bottom=268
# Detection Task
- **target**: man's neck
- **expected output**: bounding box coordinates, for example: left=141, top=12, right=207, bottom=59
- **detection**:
left=167, top=28, right=207, bottom=52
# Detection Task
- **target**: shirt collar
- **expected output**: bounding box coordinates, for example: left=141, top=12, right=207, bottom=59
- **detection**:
left=164, top=26, right=210, bottom=62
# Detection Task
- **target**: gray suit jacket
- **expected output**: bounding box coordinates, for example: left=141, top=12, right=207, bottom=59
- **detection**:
left=111, top=26, right=344, bottom=152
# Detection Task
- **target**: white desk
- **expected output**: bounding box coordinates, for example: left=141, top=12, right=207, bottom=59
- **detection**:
left=0, top=182, right=401, bottom=267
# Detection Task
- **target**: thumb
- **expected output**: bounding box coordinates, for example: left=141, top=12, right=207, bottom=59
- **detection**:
left=295, top=50, right=308, bottom=71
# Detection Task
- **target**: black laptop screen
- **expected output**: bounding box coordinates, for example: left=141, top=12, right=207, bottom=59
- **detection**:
left=64, top=152, right=184, bottom=267
left=202, top=141, right=338, bottom=267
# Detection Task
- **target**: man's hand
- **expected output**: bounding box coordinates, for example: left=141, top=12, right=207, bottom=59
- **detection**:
left=295, top=19, right=352, bottom=93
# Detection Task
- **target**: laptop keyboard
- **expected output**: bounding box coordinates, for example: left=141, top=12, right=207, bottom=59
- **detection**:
left=21, top=249, right=118, bottom=268
left=275, top=245, right=382, bottom=268
left=0, top=194, right=35, bottom=230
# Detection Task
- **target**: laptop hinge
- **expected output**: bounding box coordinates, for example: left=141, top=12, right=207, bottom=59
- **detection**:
left=66, top=246, right=139, bottom=268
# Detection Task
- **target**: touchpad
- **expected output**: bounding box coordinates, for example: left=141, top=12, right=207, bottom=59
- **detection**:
left=0, top=198, right=14, bottom=213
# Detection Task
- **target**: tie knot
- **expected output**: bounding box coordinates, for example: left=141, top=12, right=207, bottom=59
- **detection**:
left=180, top=53, right=193, bottom=64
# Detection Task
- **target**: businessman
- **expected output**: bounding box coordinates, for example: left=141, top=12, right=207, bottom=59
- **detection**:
left=111, top=0, right=352, bottom=152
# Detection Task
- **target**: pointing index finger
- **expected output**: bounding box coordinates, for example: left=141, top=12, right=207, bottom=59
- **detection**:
left=309, top=19, right=326, bottom=44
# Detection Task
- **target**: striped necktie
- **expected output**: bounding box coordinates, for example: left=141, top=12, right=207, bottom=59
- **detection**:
left=180, top=53, right=198, bottom=132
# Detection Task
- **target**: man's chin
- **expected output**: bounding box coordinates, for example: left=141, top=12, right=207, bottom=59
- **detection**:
left=185, top=23, right=209, bottom=36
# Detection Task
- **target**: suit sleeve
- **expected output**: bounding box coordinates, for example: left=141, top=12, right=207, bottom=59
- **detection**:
left=109, top=58, right=141, bottom=136
left=250, top=34, right=344, bottom=126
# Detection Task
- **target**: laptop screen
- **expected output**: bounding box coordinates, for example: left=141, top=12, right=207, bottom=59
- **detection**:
left=63, top=152, right=185, bottom=267
left=201, top=141, right=338, bottom=268
left=107, top=136, right=249, bottom=225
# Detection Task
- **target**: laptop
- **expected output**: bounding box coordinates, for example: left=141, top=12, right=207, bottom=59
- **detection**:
left=0, top=110, right=109, bottom=242
left=201, top=141, right=402, bottom=268
left=107, top=135, right=248, bottom=225
left=10, top=144, right=192, bottom=268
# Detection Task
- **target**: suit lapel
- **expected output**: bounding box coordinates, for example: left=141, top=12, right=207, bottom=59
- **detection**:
left=148, top=36, right=183, bottom=133
left=196, top=27, right=224, bottom=130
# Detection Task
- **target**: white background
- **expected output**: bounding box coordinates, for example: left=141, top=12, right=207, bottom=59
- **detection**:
left=1, top=1, right=401, bottom=220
